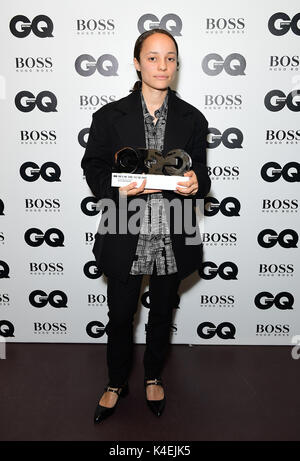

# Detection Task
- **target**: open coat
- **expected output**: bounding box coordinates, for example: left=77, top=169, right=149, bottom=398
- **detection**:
left=81, top=87, right=211, bottom=282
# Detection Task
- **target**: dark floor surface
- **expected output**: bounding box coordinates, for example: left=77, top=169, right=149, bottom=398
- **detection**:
left=0, top=343, right=299, bottom=441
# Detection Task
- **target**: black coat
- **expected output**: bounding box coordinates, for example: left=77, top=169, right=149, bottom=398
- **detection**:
left=81, top=87, right=211, bottom=282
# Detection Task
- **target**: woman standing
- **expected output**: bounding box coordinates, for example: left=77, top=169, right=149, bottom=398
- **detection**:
left=81, top=28, right=210, bottom=423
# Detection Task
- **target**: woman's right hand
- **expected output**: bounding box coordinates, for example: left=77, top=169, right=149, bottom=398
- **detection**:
left=119, top=178, right=162, bottom=196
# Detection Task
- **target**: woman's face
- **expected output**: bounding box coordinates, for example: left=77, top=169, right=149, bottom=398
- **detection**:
left=134, top=33, right=177, bottom=91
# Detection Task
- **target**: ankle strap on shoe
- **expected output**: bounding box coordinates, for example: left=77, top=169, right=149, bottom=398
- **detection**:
left=144, top=378, right=163, bottom=387
left=105, top=386, right=123, bottom=395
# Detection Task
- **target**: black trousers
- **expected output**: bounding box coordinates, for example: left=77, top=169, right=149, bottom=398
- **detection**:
left=105, top=264, right=180, bottom=387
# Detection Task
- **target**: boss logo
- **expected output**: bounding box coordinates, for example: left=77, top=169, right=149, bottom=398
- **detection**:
left=256, top=324, right=290, bottom=335
left=262, top=199, right=298, bottom=211
left=83, top=261, right=103, bottom=279
left=80, top=95, right=116, bottom=109
left=0, top=261, right=10, bottom=279
left=202, top=53, right=246, bottom=76
left=86, top=321, right=106, bottom=338
left=34, top=322, right=67, bottom=334
left=202, top=232, right=237, bottom=244
left=257, top=229, right=298, bottom=248
left=29, top=290, right=68, bottom=308
left=206, top=17, right=245, bottom=31
left=25, top=198, right=60, bottom=211
left=137, top=14, right=182, bottom=35
left=268, top=12, right=300, bottom=36
left=208, top=165, right=240, bottom=179
left=259, top=263, right=294, bottom=275
left=197, top=322, right=236, bottom=339
left=205, top=197, right=241, bottom=217
left=264, top=90, right=300, bottom=112
left=15, top=57, right=53, bottom=70
left=20, top=162, right=61, bottom=182
left=76, top=19, right=115, bottom=32
left=20, top=130, right=57, bottom=142
left=255, top=292, right=294, bottom=310
left=199, top=262, right=238, bottom=280
left=266, top=129, right=300, bottom=143
left=24, top=228, right=65, bottom=247
left=0, top=320, right=15, bottom=338
left=269, top=55, right=300, bottom=68
left=261, top=162, right=300, bottom=182
left=204, top=94, right=242, bottom=108
left=207, top=128, right=243, bottom=149
left=75, top=54, right=118, bottom=76
left=87, top=294, right=106, bottom=305
left=81, top=197, right=101, bottom=216
left=29, top=262, right=64, bottom=274
left=200, top=295, right=235, bottom=305
left=15, top=91, right=57, bottom=112
left=9, top=15, right=54, bottom=38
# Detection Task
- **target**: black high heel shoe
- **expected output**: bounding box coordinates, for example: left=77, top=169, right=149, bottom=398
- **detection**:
left=94, top=382, right=129, bottom=424
left=144, top=377, right=166, bottom=417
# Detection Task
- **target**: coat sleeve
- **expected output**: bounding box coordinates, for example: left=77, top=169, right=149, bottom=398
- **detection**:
left=190, top=111, right=211, bottom=199
left=81, top=109, right=118, bottom=203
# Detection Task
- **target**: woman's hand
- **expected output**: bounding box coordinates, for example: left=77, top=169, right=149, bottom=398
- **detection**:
left=119, top=178, right=162, bottom=196
left=174, top=170, right=198, bottom=196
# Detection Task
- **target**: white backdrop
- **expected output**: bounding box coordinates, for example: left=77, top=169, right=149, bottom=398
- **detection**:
left=0, top=0, right=299, bottom=345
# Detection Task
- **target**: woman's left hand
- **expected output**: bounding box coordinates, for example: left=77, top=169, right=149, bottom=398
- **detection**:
left=174, top=170, right=198, bottom=196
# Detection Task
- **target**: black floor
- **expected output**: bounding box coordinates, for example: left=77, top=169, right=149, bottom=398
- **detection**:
left=0, top=343, right=299, bottom=441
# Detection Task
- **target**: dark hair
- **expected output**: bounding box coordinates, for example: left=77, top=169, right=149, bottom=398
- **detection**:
left=130, top=28, right=179, bottom=92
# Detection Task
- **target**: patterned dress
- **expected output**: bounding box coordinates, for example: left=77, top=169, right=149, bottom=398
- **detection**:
left=129, top=88, right=178, bottom=276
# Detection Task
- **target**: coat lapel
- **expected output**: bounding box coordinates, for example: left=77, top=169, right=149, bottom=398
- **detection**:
left=113, top=87, right=194, bottom=154
left=113, top=90, right=146, bottom=149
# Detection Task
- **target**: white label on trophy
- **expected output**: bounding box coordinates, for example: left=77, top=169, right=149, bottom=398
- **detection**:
left=111, top=173, right=189, bottom=190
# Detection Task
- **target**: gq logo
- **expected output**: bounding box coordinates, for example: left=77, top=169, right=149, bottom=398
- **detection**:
left=15, top=91, right=57, bottom=112
left=207, top=128, right=243, bottom=149
left=24, top=228, right=65, bottom=247
left=202, top=53, right=246, bottom=76
left=86, top=321, right=106, bottom=338
left=0, top=261, right=10, bottom=279
left=254, top=292, right=294, bottom=310
left=83, top=261, right=103, bottom=279
left=29, top=290, right=68, bottom=308
left=75, top=54, right=118, bottom=76
left=264, top=90, right=300, bottom=112
left=78, top=128, right=90, bottom=148
left=20, top=162, right=61, bottom=182
left=197, top=322, right=236, bottom=339
left=141, top=291, right=180, bottom=309
left=81, top=197, right=101, bottom=216
left=268, top=12, right=300, bottom=36
left=9, top=15, right=54, bottom=38
left=257, top=229, right=298, bottom=248
left=205, top=197, right=240, bottom=216
left=0, top=320, right=15, bottom=338
left=261, top=162, right=300, bottom=182
left=199, top=261, right=238, bottom=280
left=137, top=14, right=182, bottom=35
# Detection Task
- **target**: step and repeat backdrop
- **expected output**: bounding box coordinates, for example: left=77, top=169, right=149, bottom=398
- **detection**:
left=0, top=1, right=299, bottom=345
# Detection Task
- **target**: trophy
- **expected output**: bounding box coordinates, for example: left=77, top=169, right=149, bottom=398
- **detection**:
left=111, top=147, right=192, bottom=190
